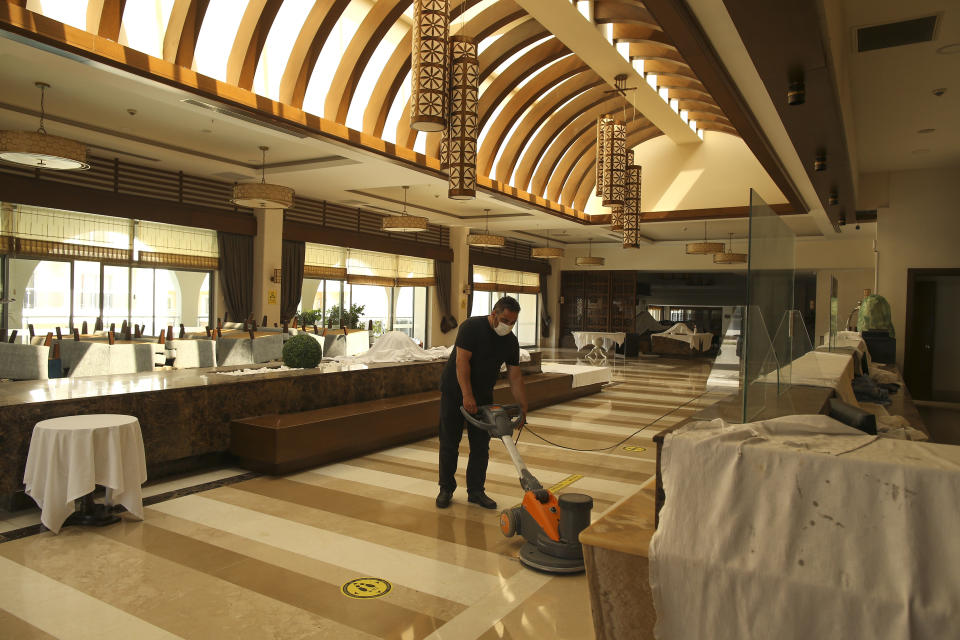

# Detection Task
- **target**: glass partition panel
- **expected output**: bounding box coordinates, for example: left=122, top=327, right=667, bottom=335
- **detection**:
left=742, top=190, right=797, bottom=421
left=829, top=276, right=839, bottom=351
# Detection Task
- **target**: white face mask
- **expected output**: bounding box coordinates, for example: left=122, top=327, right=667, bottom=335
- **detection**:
left=494, top=320, right=514, bottom=336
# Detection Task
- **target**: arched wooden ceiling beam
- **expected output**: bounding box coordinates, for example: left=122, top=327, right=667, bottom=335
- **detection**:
left=570, top=126, right=662, bottom=210
left=655, top=76, right=709, bottom=95
left=626, top=42, right=685, bottom=64
left=162, top=0, right=209, bottom=68
left=226, top=0, right=283, bottom=89
left=88, top=0, right=125, bottom=41
left=667, top=87, right=715, bottom=102
left=493, top=71, right=604, bottom=184
left=593, top=2, right=660, bottom=30
left=477, top=18, right=549, bottom=85
left=277, top=0, right=351, bottom=108
left=477, top=61, right=594, bottom=179
left=611, top=24, right=675, bottom=49
left=543, top=107, right=649, bottom=202
left=326, top=0, right=411, bottom=123
left=514, top=86, right=626, bottom=193
left=394, top=2, right=526, bottom=149
left=676, top=98, right=724, bottom=114
left=477, top=38, right=570, bottom=133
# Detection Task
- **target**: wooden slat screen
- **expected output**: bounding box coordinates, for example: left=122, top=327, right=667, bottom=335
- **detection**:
left=396, top=277, right=436, bottom=287
left=346, top=274, right=397, bottom=287
left=473, top=282, right=539, bottom=294
left=13, top=237, right=131, bottom=264
left=304, top=265, right=348, bottom=280
left=137, top=251, right=218, bottom=270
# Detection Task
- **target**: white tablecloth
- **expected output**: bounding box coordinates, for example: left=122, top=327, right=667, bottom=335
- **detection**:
left=24, top=414, right=147, bottom=534
left=571, top=331, right=626, bottom=351
left=654, top=323, right=713, bottom=351
left=540, top=362, right=613, bottom=387
left=651, top=416, right=960, bottom=640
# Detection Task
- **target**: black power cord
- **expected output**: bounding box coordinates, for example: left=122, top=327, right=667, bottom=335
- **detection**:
left=513, top=390, right=711, bottom=452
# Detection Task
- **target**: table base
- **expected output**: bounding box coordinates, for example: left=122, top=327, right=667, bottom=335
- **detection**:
left=62, top=493, right=120, bottom=529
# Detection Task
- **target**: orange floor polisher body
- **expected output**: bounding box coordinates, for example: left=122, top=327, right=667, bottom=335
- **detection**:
left=461, top=404, right=594, bottom=573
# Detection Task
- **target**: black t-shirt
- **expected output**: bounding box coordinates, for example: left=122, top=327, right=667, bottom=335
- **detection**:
left=441, top=315, right=520, bottom=402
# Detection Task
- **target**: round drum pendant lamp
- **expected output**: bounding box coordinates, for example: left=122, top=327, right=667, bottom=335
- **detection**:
left=0, top=83, right=89, bottom=170
left=231, top=146, right=294, bottom=209
left=448, top=35, right=479, bottom=200
left=532, top=229, right=564, bottom=259
left=575, top=239, right=604, bottom=266
left=382, top=186, right=429, bottom=232
left=467, top=209, right=505, bottom=247
left=686, top=221, right=724, bottom=255
left=714, top=233, right=747, bottom=263
left=410, top=0, right=449, bottom=132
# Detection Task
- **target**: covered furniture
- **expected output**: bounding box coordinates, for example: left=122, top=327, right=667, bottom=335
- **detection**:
left=169, top=339, right=217, bottom=369
left=571, top=331, right=626, bottom=352
left=651, top=323, right=713, bottom=355
left=0, top=343, right=50, bottom=380
left=23, top=414, right=147, bottom=534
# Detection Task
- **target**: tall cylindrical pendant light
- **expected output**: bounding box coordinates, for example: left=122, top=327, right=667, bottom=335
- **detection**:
left=439, top=130, right=449, bottom=171
left=622, top=164, right=642, bottom=249
left=595, top=115, right=610, bottom=197
left=410, top=0, right=449, bottom=132
left=601, top=119, right=626, bottom=206
left=610, top=205, right=624, bottom=231
left=448, top=34, right=478, bottom=200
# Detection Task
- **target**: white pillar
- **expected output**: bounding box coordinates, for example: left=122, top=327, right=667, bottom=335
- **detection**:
left=174, top=271, right=207, bottom=327
left=252, top=208, right=284, bottom=325
left=430, top=227, right=470, bottom=347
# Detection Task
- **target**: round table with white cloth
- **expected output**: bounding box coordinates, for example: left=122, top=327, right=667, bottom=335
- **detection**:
left=24, top=414, right=147, bottom=534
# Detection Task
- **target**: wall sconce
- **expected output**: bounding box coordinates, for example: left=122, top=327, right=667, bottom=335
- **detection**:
left=787, top=80, right=805, bottom=105
left=814, top=151, right=827, bottom=171
left=271, top=268, right=282, bottom=284
left=828, top=190, right=839, bottom=206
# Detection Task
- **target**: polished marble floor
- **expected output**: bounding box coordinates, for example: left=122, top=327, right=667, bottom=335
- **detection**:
left=0, top=352, right=718, bottom=639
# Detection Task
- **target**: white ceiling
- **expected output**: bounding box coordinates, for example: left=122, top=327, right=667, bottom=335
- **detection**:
left=841, top=0, right=960, bottom=173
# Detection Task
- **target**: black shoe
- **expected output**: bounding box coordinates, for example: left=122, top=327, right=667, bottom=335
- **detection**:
left=467, top=492, right=497, bottom=510
left=436, top=488, right=453, bottom=509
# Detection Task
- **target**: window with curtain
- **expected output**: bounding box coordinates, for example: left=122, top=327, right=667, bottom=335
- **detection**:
left=470, top=266, right=540, bottom=347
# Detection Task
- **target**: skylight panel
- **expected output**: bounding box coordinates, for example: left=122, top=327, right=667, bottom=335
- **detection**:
left=30, top=0, right=87, bottom=31
left=301, top=0, right=366, bottom=116
left=253, top=0, right=315, bottom=100
left=118, top=0, right=176, bottom=59
left=194, top=0, right=250, bottom=81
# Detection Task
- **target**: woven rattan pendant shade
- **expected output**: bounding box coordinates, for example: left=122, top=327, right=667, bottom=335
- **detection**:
left=0, top=83, right=89, bottom=171
left=575, top=239, right=604, bottom=266
left=467, top=208, right=504, bottom=247
left=686, top=222, right=723, bottom=254
left=713, top=234, right=747, bottom=263
left=381, top=186, right=429, bottom=232
left=231, top=146, right=294, bottom=209
left=448, top=35, right=479, bottom=200
left=410, top=0, right=449, bottom=132
left=532, top=229, right=564, bottom=258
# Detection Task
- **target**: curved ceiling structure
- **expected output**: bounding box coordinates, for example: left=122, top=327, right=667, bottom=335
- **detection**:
left=26, top=0, right=736, bottom=214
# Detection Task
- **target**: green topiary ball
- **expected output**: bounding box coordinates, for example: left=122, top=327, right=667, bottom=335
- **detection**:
left=282, top=332, right=323, bottom=368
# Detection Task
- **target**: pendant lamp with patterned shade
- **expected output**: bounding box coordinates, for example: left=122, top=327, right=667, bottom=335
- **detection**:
left=623, top=164, right=643, bottom=249
left=410, top=0, right=449, bottom=132
left=610, top=205, right=624, bottom=231
left=448, top=34, right=478, bottom=200
left=600, top=119, right=626, bottom=206
left=686, top=221, right=724, bottom=255
left=595, top=115, right=610, bottom=197
left=0, top=83, right=89, bottom=170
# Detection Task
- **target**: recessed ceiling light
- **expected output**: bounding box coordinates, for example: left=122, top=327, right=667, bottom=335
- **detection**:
left=911, top=148, right=930, bottom=155
left=917, top=128, right=936, bottom=134
left=936, top=43, right=960, bottom=55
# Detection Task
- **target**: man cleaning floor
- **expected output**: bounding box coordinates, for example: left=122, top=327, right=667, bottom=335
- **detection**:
left=436, top=296, right=528, bottom=509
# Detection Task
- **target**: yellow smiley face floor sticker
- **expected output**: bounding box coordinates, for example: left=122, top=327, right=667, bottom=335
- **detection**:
left=341, top=577, right=392, bottom=599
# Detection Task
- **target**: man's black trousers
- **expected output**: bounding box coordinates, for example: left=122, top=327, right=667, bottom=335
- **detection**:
left=438, top=389, right=492, bottom=494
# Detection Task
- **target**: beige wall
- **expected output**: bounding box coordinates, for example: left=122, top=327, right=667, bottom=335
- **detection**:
left=875, top=168, right=960, bottom=368
left=584, top=131, right=787, bottom=214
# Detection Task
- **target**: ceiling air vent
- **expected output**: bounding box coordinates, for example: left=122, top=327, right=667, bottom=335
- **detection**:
left=857, top=16, right=938, bottom=52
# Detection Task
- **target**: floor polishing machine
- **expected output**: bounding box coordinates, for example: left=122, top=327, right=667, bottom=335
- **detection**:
left=460, top=404, right=594, bottom=573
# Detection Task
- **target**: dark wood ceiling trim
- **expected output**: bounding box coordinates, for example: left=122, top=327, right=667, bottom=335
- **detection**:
left=469, top=250, right=551, bottom=276
left=0, top=172, right=256, bottom=235
left=587, top=203, right=796, bottom=225
left=642, top=0, right=808, bottom=216
left=283, top=220, right=454, bottom=262
left=720, top=0, right=855, bottom=226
